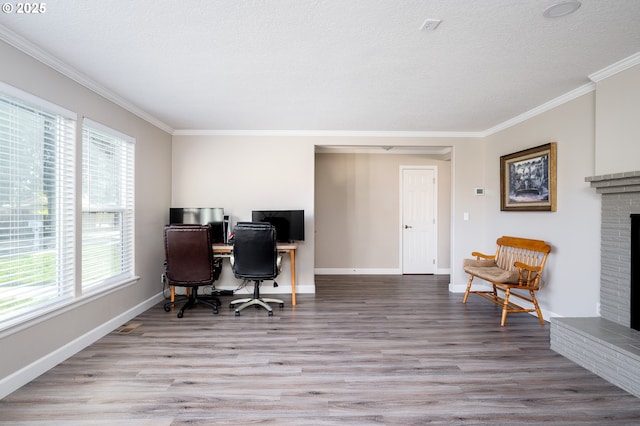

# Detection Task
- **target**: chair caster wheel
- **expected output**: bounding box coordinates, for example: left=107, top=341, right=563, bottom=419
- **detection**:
left=268, top=311, right=273, bottom=316
left=164, top=306, right=171, bottom=312
left=235, top=311, right=240, bottom=316
left=177, top=311, right=183, bottom=318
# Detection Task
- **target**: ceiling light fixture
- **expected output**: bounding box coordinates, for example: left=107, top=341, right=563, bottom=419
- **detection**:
left=543, top=1, right=581, bottom=18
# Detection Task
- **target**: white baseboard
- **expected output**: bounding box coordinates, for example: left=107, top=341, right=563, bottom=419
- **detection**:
left=226, top=283, right=316, bottom=295
left=0, top=292, right=164, bottom=400
left=315, top=268, right=450, bottom=276
left=315, top=268, right=402, bottom=275
left=449, top=282, right=472, bottom=293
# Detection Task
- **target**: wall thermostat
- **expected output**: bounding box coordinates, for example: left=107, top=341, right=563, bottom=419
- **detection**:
left=475, top=187, right=485, bottom=196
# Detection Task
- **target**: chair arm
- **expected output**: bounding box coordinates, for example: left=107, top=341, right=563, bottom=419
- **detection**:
left=514, top=261, right=543, bottom=287
left=471, top=251, right=494, bottom=260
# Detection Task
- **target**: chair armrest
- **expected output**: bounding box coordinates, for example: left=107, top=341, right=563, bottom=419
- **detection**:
left=514, top=261, right=542, bottom=287
left=471, top=251, right=494, bottom=260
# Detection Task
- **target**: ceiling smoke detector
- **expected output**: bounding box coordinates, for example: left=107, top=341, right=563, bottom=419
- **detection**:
left=543, top=1, right=581, bottom=18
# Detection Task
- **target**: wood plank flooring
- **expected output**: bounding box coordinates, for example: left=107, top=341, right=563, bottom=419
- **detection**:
left=2, top=275, right=640, bottom=425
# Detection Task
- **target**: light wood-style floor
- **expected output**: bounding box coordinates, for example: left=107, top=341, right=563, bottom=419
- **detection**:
left=2, top=275, right=640, bottom=425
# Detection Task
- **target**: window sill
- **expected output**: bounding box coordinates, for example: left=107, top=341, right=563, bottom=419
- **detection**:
left=0, top=275, right=140, bottom=339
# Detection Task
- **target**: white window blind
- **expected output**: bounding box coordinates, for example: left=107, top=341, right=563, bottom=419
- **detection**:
left=0, top=89, right=76, bottom=330
left=82, top=120, right=135, bottom=291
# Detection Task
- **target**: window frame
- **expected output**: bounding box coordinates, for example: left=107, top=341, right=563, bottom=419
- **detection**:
left=0, top=82, right=77, bottom=332
left=0, top=82, right=138, bottom=335
left=81, top=118, right=136, bottom=294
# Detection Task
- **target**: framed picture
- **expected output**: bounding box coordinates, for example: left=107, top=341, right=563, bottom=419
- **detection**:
left=500, top=142, right=556, bottom=212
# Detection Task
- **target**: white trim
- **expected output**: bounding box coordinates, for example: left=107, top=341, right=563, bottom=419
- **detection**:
left=314, top=268, right=451, bottom=276
left=482, top=82, right=596, bottom=136
left=0, top=292, right=164, bottom=400
left=0, top=80, right=76, bottom=119
left=589, top=51, right=640, bottom=82
left=449, top=282, right=475, bottom=293
left=314, top=268, right=402, bottom=275
left=315, top=146, right=451, bottom=155
left=0, top=25, right=173, bottom=134
left=225, top=283, right=316, bottom=295
left=0, top=276, right=140, bottom=338
left=83, top=117, right=136, bottom=144
left=173, top=129, right=484, bottom=138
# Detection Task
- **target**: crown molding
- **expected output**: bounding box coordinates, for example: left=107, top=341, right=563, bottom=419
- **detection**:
left=172, top=129, right=483, bottom=138
left=315, top=145, right=451, bottom=155
left=589, top=51, right=640, bottom=82
left=482, top=82, right=596, bottom=137
left=0, top=25, right=174, bottom=134
left=482, top=51, right=639, bottom=136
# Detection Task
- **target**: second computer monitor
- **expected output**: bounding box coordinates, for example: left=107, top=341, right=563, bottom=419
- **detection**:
left=251, top=209, right=304, bottom=242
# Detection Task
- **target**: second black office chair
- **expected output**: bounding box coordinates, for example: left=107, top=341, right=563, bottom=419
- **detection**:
left=230, top=222, right=284, bottom=316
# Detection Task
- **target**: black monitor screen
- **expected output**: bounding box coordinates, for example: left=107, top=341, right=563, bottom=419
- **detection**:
left=251, top=210, right=305, bottom=242
left=169, top=208, right=225, bottom=243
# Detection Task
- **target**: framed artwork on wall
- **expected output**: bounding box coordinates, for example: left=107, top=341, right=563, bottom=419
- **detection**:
left=500, top=142, right=557, bottom=212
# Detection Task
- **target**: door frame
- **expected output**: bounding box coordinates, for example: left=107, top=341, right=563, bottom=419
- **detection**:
left=399, top=165, right=438, bottom=274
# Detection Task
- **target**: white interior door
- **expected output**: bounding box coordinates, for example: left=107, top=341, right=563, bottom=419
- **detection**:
left=401, top=167, right=436, bottom=274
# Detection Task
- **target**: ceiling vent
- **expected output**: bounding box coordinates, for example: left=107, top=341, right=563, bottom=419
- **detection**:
left=420, top=19, right=442, bottom=31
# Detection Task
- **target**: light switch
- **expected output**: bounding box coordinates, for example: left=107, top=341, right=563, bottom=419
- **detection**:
left=463, top=212, right=469, bottom=221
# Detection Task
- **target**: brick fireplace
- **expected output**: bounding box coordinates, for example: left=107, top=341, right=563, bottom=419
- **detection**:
left=550, top=171, right=640, bottom=399
left=587, top=171, right=640, bottom=328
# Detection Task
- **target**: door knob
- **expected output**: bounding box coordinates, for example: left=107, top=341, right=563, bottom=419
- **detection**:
left=404, top=225, right=412, bottom=229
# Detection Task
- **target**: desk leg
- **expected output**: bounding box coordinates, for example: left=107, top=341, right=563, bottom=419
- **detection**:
left=170, top=286, right=189, bottom=309
left=290, top=249, right=296, bottom=306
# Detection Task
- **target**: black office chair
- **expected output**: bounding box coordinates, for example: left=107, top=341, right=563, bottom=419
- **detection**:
left=229, top=222, right=284, bottom=316
left=162, top=224, right=221, bottom=318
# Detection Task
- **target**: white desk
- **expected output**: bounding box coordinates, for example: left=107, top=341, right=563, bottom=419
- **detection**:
left=212, top=243, right=299, bottom=306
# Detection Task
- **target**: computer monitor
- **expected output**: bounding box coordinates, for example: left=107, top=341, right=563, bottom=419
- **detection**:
left=169, top=208, right=226, bottom=243
left=251, top=209, right=305, bottom=242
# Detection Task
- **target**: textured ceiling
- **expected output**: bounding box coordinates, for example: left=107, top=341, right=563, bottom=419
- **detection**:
left=1, top=0, right=640, bottom=134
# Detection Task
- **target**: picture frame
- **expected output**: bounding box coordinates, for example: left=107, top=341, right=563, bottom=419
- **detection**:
left=500, top=142, right=556, bottom=212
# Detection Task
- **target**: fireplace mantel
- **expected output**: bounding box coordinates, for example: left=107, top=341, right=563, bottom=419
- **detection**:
left=586, top=170, right=640, bottom=194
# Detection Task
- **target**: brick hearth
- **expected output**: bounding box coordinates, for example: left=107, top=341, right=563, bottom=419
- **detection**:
left=550, top=171, right=640, bottom=399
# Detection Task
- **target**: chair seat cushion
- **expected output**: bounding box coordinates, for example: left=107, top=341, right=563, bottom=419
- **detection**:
left=463, top=263, right=520, bottom=284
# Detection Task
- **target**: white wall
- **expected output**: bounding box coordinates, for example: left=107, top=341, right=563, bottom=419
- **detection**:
left=594, top=64, right=640, bottom=175
left=172, top=135, right=486, bottom=294
left=315, top=137, right=486, bottom=293
left=483, top=93, right=601, bottom=317
left=314, top=152, right=451, bottom=273
left=0, top=41, right=172, bottom=396
left=171, top=135, right=316, bottom=294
